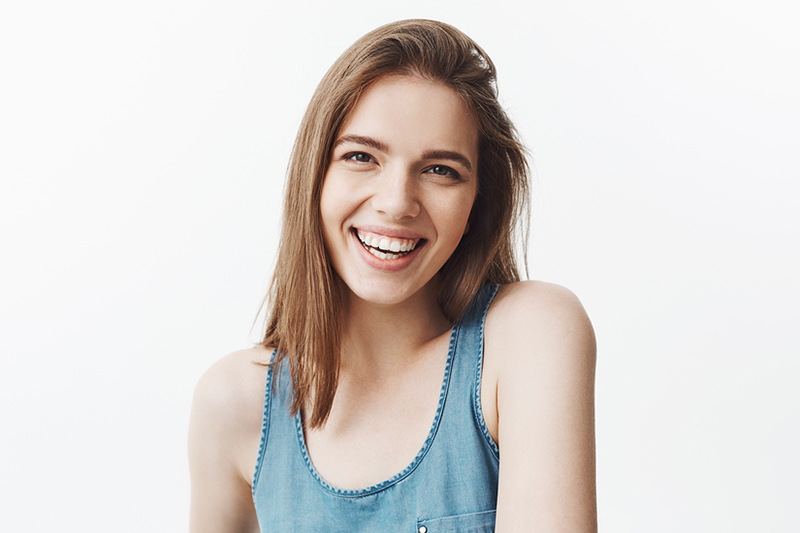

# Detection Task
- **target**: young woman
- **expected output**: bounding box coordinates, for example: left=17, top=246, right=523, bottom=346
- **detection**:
left=189, top=19, right=597, bottom=532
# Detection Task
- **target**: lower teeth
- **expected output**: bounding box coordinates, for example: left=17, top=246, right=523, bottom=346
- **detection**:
left=368, top=248, right=404, bottom=260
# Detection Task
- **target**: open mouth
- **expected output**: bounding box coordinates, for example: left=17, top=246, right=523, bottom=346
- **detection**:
left=354, top=229, right=423, bottom=260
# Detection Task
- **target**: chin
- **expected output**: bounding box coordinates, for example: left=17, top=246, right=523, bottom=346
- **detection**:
left=344, top=274, right=439, bottom=309
left=349, top=284, right=414, bottom=307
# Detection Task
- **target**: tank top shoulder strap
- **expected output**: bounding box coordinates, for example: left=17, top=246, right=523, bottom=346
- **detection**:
left=443, top=283, right=501, bottom=459
left=251, top=348, right=293, bottom=495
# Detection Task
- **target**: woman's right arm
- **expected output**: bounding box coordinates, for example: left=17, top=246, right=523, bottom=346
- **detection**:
left=188, top=349, right=270, bottom=533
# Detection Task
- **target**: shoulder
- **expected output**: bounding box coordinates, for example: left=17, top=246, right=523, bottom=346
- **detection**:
left=484, top=282, right=598, bottom=529
left=486, top=280, right=595, bottom=365
left=481, top=281, right=596, bottom=442
left=489, top=280, right=590, bottom=325
left=189, top=347, right=273, bottom=480
left=188, top=347, right=271, bottom=532
left=192, top=347, right=273, bottom=427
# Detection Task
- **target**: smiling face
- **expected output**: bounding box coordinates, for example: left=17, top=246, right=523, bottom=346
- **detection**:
left=320, top=75, right=479, bottom=308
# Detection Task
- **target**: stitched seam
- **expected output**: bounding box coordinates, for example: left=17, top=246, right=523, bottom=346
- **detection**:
left=251, top=348, right=277, bottom=497
left=293, top=323, right=460, bottom=498
left=473, top=284, right=501, bottom=459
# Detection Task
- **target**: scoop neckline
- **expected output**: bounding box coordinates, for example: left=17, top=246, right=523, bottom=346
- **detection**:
left=293, top=321, right=460, bottom=498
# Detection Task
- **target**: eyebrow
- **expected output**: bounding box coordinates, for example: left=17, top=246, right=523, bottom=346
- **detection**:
left=333, top=134, right=474, bottom=174
left=333, top=134, right=389, bottom=152
left=420, top=149, right=473, bottom=173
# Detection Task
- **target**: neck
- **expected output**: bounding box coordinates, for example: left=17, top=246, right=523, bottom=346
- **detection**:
left=339, top=281, right=452, bottom=378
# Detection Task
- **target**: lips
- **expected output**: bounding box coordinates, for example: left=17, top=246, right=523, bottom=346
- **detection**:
left=354, top=229, right=424, bottom=261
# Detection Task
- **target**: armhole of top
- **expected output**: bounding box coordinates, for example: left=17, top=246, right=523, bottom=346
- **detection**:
left=473, top=284, right=501, bottom=459
left=251, top=348, right=277, bottom=497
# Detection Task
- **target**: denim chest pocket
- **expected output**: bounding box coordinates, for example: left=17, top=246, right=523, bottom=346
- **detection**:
left=416, top=510, right=496, bottom=532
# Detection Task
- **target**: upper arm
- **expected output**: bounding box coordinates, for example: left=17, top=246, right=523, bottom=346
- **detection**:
left=486, top=282, right=597, bottom=532
left=188, top=349, right=269, bottom=533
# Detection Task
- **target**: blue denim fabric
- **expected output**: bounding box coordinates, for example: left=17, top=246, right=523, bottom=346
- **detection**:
left=252, top=284, right=500, bottom=532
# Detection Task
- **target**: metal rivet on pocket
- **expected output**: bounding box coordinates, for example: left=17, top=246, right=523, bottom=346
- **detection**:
left=419, top=527, right=427, bottom=533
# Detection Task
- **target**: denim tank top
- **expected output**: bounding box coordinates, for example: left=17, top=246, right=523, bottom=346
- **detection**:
left=252, top=284, right=500, bottom=532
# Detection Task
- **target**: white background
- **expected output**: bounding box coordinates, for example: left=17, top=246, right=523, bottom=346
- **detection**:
left=1, top=1, right=798, bottom=531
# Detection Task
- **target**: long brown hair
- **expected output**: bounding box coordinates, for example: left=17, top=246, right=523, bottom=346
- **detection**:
left=262, top=19, right=530, bottom=428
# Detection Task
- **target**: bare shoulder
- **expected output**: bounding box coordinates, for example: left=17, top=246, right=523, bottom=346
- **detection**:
left=188, top=347, right=272, bottom=532
left=489, top=280, right=591, bottom=328
left=481, top=281, right=596, bottom=445
left=486, top=280, right=596, bottom=366
left=192, top=347, right=272, bottom=428
left=485, top=282, right=598, bottom=530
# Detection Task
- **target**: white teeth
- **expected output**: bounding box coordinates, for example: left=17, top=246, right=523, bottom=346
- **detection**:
left=356, top=230, right=420, bottom=259
left=368, top=248, right=401, bottom=260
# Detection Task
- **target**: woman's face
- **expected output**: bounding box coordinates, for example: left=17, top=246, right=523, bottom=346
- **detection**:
left=320, top=75, right=478, bottom=308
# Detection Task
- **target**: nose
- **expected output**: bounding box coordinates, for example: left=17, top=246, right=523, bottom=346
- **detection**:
left=370, top=164, right=421, bottom=220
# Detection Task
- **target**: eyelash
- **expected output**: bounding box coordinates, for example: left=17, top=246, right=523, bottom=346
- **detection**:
left=343, top=152, right=375, bottom=164
left=424, top=165, right=461, bottom=181
left=341, top=152, right=463, bottom=181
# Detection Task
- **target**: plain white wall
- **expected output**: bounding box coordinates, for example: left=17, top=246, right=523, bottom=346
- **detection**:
left=1, top=1, right=797, bottom=531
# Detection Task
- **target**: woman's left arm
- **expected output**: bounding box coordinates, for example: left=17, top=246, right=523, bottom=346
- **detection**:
left=487, top=282, right=597, bottom=532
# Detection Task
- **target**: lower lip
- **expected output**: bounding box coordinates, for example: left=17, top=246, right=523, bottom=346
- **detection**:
left=351, top=230, right=424, bottom=272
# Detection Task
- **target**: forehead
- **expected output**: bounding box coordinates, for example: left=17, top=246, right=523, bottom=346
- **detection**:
left=337, top=75, right=478, bottom=161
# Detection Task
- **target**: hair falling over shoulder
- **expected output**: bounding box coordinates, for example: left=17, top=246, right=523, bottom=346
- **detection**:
left=261, top=19, right=530, bottom=428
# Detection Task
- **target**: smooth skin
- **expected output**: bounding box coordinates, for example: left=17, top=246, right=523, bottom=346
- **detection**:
left=189, top=76, right=596, bottom=532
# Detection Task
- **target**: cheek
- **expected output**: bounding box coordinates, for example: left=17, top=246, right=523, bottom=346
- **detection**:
left=319, top=177, right=338, bottom=235
left=452, top=195, right=477, bottom=240
left=318, top=191, right=341, bottom=268
left=448, top=190, right=477, bottom=227
left=319, top=175, right=354, bottom=244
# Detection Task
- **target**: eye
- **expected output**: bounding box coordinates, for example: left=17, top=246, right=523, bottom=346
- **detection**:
left=425, top=165, right=461, bottom=180
left=345, top=152, right=374, bottom=163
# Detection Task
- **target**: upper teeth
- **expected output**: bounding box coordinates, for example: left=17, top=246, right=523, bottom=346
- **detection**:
left=357, top=230, right=418, bottom=253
